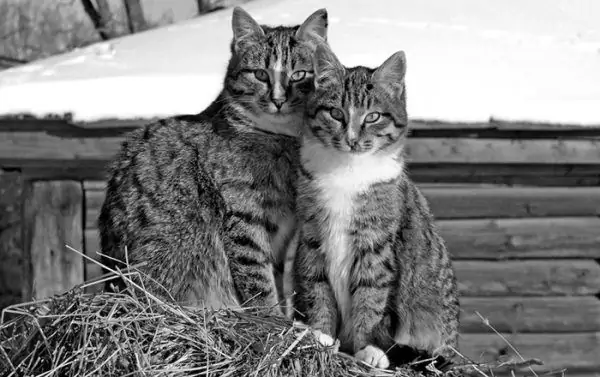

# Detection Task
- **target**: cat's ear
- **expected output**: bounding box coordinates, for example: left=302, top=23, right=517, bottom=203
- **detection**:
left=373, top=51, right=406, bottom=93
left=313, top=43, right=344, bottom=88
left=295, top=8, right=328, bottom=46
left=231, top=7, right=265, bottom=51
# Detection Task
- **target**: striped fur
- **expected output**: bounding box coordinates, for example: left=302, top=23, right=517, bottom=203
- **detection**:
left=292, top=45, right=459, bottom=368
left=98, top=8, right=328, bottom=315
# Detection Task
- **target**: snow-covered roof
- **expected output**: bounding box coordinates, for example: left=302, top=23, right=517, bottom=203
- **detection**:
left=0, top=0, right=599, bottom=125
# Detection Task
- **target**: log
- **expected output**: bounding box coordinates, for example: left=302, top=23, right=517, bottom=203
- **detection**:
left=438, top=217, right=600, bottom=259
left=4, top=129, right=600, bottom=168
left=22, top=181, right=84, bottom=300
left=0, top=131, right=122, bottom=166
left=407, top=138, right=600, bottom=164
left=83, top=226, right=600, bottom=298
left=460, top=296, right=600, bottom=333
left=13, top=163, right=600, bottom=186
left=409, top=163, right=600, bottom=186
left=459, top=332, right=600, bottom=373
left=86, top=185, right=600, bottom=259
left=455, top=260, right=600, bottom=297
left=423, top=186, right=600, bottom=219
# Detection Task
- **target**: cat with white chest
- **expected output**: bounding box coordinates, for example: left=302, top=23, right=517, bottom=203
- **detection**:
left=292, top=44, right=459, bottom=369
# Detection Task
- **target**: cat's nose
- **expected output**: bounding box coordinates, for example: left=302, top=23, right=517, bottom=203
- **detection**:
left=272, top=98, right=287, bottom=109
left=347, top=137, right=359, bottom=149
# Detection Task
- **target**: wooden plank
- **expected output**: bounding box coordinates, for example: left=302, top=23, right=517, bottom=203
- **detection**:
left=0, top=171, right=23, bottom=311
left=439, top=217, right=600, bottom=259
left=459, top=332, right=600, bottom=373
left=21, top=164, right=110, bottom=181
left=406, top=138, right=600, bottom=164
left=83, top=229, right=103, bottom=294
left=424, top=186, right=600, bottom=219
left=11, top=163, right=600, bottom=186
left=4, top=117, right=600, bottom=132
left=460, top=297, right=600, bottom=333
left=81, top=230, right=600, bottom=298
left=9, top=162, right=600, bottom=188
left=410, top=163, right=600, bottom=187
left=85, top=189, right=105, bottom=229
left=0, top=132, right=123, bottom=163
left=83, top=180, right=106, bottom=191
left=455, top=260, right=600, bottom=297
left=22, top=180, right=84, bottom=300
left=410, top=118, right=600, bottom=132
left=3, top=130, right=600, bottom=168
left=86, top=191, right=600, bottom=260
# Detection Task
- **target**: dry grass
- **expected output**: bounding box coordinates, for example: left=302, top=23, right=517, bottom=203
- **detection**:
left=0, top=247, right=541, bottom=377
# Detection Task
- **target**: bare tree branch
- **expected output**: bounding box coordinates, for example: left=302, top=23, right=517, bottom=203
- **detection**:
left=80, top=0, right=115, bottom=40
left=123, top=0, right=147, bottom=33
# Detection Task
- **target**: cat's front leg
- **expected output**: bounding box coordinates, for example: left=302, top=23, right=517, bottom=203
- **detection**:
left=292, top=235, right=338, bottom=347
left=224, top=215, right=282, bottom=315
left=350, top=244, right=395, bottom=369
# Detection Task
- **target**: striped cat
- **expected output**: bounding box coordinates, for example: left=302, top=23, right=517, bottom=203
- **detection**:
left=98, top=7, right=328, bottom=314
left=292, top=44, right=459, bottom=368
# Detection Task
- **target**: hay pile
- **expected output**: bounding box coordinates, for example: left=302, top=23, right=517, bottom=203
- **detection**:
left=0, top=289, right=440, bottom=377
left=0, top=256, right=507, bottom=377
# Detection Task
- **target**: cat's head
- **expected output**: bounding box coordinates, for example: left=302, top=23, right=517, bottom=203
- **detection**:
left=305, top=44, right=408, bottom=155
left=224, top=7, right=328, bottom=136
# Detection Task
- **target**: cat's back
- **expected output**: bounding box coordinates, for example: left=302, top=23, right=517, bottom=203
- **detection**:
left=99, top=115, right=228, bottom=265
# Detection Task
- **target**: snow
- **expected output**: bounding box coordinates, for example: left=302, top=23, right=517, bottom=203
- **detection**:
left=0, top=0, right=599, bottom=125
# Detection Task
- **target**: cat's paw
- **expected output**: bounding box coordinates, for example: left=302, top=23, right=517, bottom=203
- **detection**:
left=293, top=321, right=338, bottom=349
left=312, top=329, right=335, bottom=347
left=355, top=345, right=390, bottom=369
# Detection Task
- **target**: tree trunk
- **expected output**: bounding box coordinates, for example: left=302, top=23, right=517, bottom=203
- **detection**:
left=123, top=0, right=147, bottom=33
left=80, top=0, right=117, bottom=40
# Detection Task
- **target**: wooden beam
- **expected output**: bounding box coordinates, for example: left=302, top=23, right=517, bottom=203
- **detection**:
left=410, top=163, right=600, bottom=186
left=0, top=132, right=123, bottom=163
left=459, top=332, right=600, bottom=373
left=4, top=129, right=600, bottom=169
left=424, top=186, right=600, bottom=219
left=85, top=189, right=104, bottom=229
left=438, top=217, right=600, bottom=259
left=460, top=296, right=600, bottom=333
left=22, top=181, right=84, bottom=300
left=83, top=229, right=103, bottom=293
left=13, top=163, right=600, bottom=185
left=407, top=138, right=600, bottom=164
left=83, top=223, right=600, bottom=298
left=0, top=172, right=24, bottom=310
left=85, top=186, right=600, bottom=259
left=455, top=260, right=600, bottom=297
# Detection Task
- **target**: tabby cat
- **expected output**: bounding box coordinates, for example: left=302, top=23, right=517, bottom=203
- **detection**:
left=98, top=7, right=328, bottom=314
left=292, top=44, right=459, bottom=368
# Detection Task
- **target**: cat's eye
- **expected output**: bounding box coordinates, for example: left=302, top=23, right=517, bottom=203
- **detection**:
left=330, top=108, right=345, bottom=122
left=364, top=112, right=381, bottom=123
left=254, top=69, right=269, bottom=82
left=290, top=70, right=307, bottom=82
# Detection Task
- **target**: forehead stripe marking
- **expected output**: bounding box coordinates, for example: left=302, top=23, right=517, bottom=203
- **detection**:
left=272, top=57, right=284, bottom=99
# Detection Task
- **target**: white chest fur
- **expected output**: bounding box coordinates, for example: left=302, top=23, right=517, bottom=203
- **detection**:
left=300, top=141, right=403, bottom=337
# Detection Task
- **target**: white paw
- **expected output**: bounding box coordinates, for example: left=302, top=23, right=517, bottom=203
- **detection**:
left=312, top=329, right=335, bottom=347
left=355, top=345, right=390, bottom=369
left=292, top=321, right=337, bottom=348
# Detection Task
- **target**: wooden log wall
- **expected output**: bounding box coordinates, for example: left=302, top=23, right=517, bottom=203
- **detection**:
left=1, top=118, right=600, bottom=375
